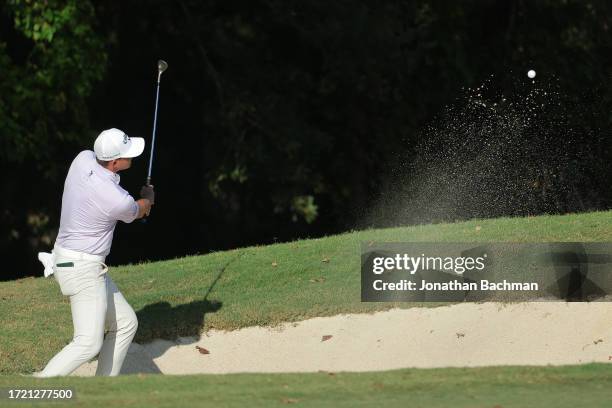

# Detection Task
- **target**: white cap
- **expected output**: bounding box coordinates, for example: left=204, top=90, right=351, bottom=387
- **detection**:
left=94, top=128, right=145, bottom=161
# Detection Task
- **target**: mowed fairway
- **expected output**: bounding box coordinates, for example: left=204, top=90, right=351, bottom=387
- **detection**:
left=1, top=210, right=612, bottom=405
left=1, top=364, right=611, bottom=407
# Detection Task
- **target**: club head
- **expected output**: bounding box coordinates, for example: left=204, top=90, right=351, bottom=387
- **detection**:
left=158, top=60, right=168, bottom=74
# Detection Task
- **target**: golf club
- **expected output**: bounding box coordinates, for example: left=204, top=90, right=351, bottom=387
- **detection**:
left=146, top=59, right=168, bottom=187
left=142, top=59, right=167, bottom=223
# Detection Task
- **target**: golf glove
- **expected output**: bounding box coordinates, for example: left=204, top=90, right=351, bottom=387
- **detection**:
left=140, top=185, right=155, bottom=205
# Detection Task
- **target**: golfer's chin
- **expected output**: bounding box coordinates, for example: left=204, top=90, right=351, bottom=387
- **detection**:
left=118, top=158, right=133, bottom=171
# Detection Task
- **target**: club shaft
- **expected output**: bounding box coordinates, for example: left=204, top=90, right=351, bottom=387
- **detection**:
left=147, top=79, right=162, bottom=183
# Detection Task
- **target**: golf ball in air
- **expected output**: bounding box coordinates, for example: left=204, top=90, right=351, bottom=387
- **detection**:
left=527, top=70, right=536, bottom=79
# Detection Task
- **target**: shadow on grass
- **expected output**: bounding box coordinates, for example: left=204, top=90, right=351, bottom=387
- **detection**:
left=134, top=299, right=223, bottom=343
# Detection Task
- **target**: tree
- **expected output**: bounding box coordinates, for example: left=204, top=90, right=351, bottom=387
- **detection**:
left=0, top=0, right=107, bottom=279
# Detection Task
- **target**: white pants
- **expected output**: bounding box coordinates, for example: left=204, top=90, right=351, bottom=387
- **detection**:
left=39, top=248, right=138, bottom=377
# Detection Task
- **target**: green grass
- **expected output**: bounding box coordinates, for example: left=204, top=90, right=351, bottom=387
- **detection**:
left=1, top=364, right=611, bottom=407
left=1, top=210, right=612, bottom=375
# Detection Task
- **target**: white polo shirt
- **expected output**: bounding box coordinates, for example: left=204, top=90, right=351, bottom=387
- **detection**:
left=55, top=150, right=139, bottom=257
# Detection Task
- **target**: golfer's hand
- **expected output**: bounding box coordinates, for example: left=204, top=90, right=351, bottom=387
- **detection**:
left=140, top=185, right=155, bottom=205
left=136, top=199, right=152, bottom=219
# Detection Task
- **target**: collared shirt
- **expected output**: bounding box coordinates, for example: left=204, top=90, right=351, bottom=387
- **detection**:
left=55, top=150, right=139, bottom=256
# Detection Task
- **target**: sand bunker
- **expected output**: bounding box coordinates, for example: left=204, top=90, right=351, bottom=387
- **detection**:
left=71, top=302, right=612, bottom=376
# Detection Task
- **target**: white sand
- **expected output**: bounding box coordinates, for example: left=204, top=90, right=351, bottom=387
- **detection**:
left=71, top=302, right=612, bottom=376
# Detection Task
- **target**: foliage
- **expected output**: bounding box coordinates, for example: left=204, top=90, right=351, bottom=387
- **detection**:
left=1, top=0, right=106, bottom=168
left=0, top=0, right=107, bottom=277
left=2, top=1, right=612, bottom=279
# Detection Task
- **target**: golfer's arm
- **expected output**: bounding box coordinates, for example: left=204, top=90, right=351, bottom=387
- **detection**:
left=135, top=199, right=152, bottom=219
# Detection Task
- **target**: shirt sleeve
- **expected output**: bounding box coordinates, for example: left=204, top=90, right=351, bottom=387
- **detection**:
left=109, top=194, right=139, bottom=224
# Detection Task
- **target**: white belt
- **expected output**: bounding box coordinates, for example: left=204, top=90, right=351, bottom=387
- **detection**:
left=53, top=244, right=106, bottom=263
left=37, top=244, right=108, bottom=278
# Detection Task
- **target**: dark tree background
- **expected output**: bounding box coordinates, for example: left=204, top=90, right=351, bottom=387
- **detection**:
left=1, top=0, right=611, bottom=280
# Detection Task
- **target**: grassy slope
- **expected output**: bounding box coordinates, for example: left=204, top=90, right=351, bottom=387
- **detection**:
left=1, top=364, right=611, bottom=407
left=1, top=210, right=611, bottom=376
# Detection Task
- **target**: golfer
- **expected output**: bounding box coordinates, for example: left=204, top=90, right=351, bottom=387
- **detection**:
left=35, top=128, right=154, bottom=377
